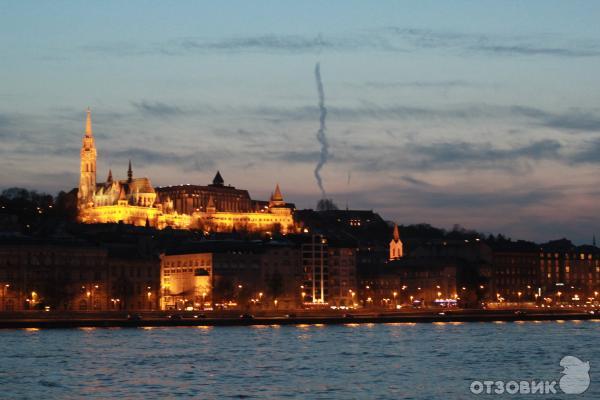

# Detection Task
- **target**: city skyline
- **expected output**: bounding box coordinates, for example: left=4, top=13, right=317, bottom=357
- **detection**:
left=2, top=1, right=600, bottom=243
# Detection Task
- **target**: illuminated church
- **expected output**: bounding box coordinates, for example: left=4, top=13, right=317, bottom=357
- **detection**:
left=77, top=109, right=296, bottom=233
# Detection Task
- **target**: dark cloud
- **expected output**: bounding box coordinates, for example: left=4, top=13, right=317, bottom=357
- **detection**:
left=387, top=28, right=600, bottom=58
left=362, top=80, right=472, bottom=89
left=358, top=139, right=562, bottom=173
left=409, top=139, right=562, bottom=165
left=268, top=151, right=322, bottom=163
left=82, top=33, right=394, bottom=57
left=253, top=103, right=600, bottom=133
left=107, top=147, right=215, bottom=171
left=511, top=106, right=600, bottom=132
left=400, top=176, right=432, bottom=187
left=80, top=28, right=600, bottom=59
left=410, top=186, right=557, bottom=209
left=176, top=34, right=376, bottom=53
left=473, top=44, right=600, bottom=57
left=80, top=42, right=152, bottom=57
left=122, top=97, right=600, bottom=135
left=132, top=101, right=184, bottom=118
left=327, top=182, right=561, bottom=218
left=569, top=138, right=600, bottom=164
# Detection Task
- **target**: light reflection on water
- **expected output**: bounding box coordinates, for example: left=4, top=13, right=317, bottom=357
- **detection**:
left=0, top=321, right=598, bottom=399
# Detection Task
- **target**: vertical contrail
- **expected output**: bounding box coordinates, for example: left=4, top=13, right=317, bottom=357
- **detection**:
left=314, top=62, right=328, bottom=198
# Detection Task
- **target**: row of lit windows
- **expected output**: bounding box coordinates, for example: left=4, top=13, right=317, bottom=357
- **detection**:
left=163, top=259, right=210, bottom=268
left=541, top=253, right=597, bottom=260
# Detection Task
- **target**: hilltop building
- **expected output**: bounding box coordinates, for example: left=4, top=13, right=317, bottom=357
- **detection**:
left=77, top=109, right=296, bottom=233
left=389, top=223, right=403, bottom=260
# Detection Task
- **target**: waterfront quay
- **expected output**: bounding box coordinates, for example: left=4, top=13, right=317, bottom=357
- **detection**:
left=0, top=308, right=595, bottom=329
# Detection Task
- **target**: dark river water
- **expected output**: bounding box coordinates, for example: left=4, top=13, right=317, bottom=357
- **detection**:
left=0, top=320, right=598, bottom=399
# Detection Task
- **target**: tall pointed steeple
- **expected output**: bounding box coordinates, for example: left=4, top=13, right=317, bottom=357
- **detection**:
left=594, top=234, right=597, bottom=247
left=107, top=169, right=113, bottom=183
left=393, top=223, right=400, bottom=242
left=85, top=107, right=93, bottom=137
left=127, top=160, right=133, bottom=182
left=78, top=108, right=97, bottom=212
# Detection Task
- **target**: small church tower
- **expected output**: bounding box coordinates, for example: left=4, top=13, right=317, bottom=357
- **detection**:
left=78, top=108, right=97, bottom=210
left=269, top=183, right=285, bottom=208
left=389, top=223, right=403, bottom=260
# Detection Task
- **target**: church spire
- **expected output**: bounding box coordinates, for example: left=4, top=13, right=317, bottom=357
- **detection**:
left=85, top=107, right=93, bottom=137
left=212, top=170, right=224, bottom=186
left=269, top=183, right=285, bottom=207
left=389, top=223, right=403, bottom=260
left=78, top=108, right=97, bottom=213
left=107, top=169, right=113, bottom=183
left=272, top=184, right=283, bottom=202
left=127, top=160, right=132, bottom=182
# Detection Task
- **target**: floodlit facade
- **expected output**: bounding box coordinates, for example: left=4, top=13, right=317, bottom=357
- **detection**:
left=160, top=253, right=212, bottom=310
left=77, top=109, right=297, bottom=233
left=389, top=223, right=403, bottom=260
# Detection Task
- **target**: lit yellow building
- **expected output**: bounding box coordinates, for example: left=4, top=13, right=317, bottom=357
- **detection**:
left=77, top=109, right=297, bottom=233
left=389, top=223, right=404, bottom=260
left=160, top=253, right=212, bottom=310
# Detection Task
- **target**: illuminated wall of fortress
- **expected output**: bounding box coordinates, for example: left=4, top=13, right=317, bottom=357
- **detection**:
left=76, top=110, right=297, bottom=234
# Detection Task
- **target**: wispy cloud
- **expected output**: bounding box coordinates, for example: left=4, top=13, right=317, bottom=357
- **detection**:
left=386, top=27, right=600, bottom=58
left=82, top=33, right=393, bottom=57
left=511, top=106, right=600, bottom=132
left=175, top=34, right=383, bottom=53
left=80, top=28, right=600, bottom=59
left=401, top=175, right=432, bottom=187
left=107, top=147, right=216, bottom=171
left=132, top=101, right=184, bottom=118
left=357, top=139, right=563, bottom=173
left=569, top=137, right=600, bottom=164
left=362, top=80, right=473, bottom=89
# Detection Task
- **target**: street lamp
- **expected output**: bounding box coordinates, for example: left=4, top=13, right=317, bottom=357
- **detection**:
left=1, top=284, right=9, bottom=311
left=30, top=291, right=38, bottom=309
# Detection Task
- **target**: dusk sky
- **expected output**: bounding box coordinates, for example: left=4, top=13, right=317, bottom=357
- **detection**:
left=1, top=1, right=600, bottom=243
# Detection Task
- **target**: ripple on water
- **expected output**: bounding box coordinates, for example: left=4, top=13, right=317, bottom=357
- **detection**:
left=0, top=321, right=597, bottom=398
